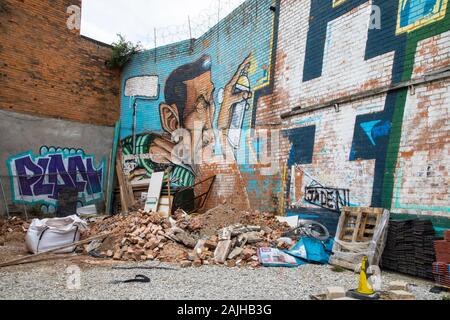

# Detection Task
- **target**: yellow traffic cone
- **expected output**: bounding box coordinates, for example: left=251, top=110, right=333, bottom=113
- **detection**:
left=358, top=256, right=376, bottom=295
left=347, top=256, right=380, bottom=300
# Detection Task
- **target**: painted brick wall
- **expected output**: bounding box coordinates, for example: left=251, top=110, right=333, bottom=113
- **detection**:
left=119, top=0, right=276, bottom=211
left=0, top=0, right=120, bottom=126
left=119, top=0, right=449, bottom=218
left=265, top=0, right=449, bottom=218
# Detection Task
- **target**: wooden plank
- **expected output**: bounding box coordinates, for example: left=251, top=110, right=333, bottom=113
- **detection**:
left=337, top=211, right=349, bottom=241
left=106, top=120, right=121, bottom=215
left=0, top=233, right=111, bottom=268
left=105, top=150, right=112, bottom=214
left=352, top=209, right=363, bottom=242
left=144, top=172, right=165, bottom=213
left=126, top=171, right=136, bottom=207
left=357, top=213, right=369, bottom=241
left=157, top=196, right=174, bottom=217
left=115, top=152, right=129, bottom=214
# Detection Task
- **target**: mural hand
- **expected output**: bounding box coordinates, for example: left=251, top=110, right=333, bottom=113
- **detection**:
left=218, top=54, right=253, bottom=130
left=149, top=137, right=176, bottom=165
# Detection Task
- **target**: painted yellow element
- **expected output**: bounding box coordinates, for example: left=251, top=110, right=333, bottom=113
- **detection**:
left=279, top=162, right=288, bottom=216
left=252, top=0, right=277, bottom=92
left=358, top=256, right=376, bottom=295
left=248, top=54, right=258, bottom=76
left=402, top=0, right=408, bottom=10
left=333, top=0, right=348, bottom=8
left=396, top=0, right=448, bottom=34
left=247, top=0, right=276, bottom=134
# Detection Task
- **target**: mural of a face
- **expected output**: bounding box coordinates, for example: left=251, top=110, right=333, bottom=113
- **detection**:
left=157, top=56, right=216, bottom=174
left=149, top=54, right=252, bottom=175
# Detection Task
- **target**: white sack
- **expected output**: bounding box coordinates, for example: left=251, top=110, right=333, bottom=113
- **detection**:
left=25, top=215, right=88, bottom=254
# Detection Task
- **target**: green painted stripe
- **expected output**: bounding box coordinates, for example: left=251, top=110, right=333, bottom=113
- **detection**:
left=382, top=7, right=450, bottom=211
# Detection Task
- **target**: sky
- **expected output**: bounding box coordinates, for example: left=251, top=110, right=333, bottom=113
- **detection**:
left=81, top=0, right=246, bottom=48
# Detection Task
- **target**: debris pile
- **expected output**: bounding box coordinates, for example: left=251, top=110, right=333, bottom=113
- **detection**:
left=83, top=205, right=290, bottom=267
left=0, top=217, right=29, bottom=245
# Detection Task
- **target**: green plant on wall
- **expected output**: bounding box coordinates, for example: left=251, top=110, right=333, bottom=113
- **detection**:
left=106, top=34, right=142, bottom=70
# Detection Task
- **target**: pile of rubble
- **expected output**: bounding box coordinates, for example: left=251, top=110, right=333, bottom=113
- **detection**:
left=0, top=217, right=29, bottom=246
left=83, top=206, right=291, bottom=268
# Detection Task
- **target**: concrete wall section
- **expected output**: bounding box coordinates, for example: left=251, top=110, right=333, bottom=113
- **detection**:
left=0, top=110, right=114, bottom=216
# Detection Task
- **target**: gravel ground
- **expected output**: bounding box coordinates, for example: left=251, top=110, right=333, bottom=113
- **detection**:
left=0, top=261, right=446, bottom=300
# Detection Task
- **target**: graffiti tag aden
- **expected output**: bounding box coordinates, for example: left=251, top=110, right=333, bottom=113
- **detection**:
left=7, top=146, right=104, bottom=206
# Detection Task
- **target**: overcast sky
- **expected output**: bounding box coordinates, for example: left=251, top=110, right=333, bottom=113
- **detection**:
left=81, top=0, right=246, bottom=47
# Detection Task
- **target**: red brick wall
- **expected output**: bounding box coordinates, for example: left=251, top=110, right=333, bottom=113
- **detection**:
left=0, top=0, right=120, bottom=126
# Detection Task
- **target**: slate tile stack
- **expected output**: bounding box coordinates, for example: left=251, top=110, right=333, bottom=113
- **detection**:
left=432, top=230, right=450, bottom=288
left=381, top=220, right=436, bottom=280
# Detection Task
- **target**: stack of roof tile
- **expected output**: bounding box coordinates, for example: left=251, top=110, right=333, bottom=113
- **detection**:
left=381, top=220, right=436, bottom=280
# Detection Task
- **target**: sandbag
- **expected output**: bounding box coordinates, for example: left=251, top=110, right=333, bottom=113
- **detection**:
left=25, top=215, right=88, bottom=254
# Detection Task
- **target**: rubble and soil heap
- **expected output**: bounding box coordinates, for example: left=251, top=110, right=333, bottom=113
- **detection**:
left=83, top=205, right=291, bottom=268
left=0, top=217, right=29, bottom=246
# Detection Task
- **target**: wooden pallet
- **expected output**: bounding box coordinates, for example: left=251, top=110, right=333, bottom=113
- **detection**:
left=331, top=207, right=389, bottom=270
left=338, top=207, right=384, bottom=243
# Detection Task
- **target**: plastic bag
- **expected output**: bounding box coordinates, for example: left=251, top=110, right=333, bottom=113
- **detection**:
left=258, top=248, right=306, bottom=268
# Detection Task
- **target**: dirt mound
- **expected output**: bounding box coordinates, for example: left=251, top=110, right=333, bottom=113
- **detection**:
left=185, top=205, right=289, bottom=238
left=0, top=217, right=29, bottom=245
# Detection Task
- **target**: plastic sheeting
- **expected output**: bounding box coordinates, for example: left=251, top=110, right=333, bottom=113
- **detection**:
left=288, top=238, right=334, bottom=264
left=25, top=215, right=88, bottom=254
left=259, top=237, right=334, bottom=267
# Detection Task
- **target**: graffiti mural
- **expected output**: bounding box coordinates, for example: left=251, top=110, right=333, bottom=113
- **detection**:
left=7, top=146, right=104, bottom=209
left=120, top=0, right=277, bottom=189
left=304, top=185, right=350, bottom=213
left=287, top=164, right=352, bottom=213
left=397, top=0, right=448, bottom=34
left=121, top=54, right=253, bottom=187
left=287, top=0, right=449, bottom=214
left=333, top=0, right=347, bottom=7
left=117, top=0, right=449, bottom=218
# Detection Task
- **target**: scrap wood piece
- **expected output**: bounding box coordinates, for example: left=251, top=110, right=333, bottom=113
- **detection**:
left=115, top=144, right=136, bottom=213
left=112, top=265, right=179, bottom=271
left=158, top=195, right=174, bottom=217
left=116, top=152, right=130, bottom=214
left=0, top=233, right=111, bottom=268
left=144, top=172, right=165, bottom=213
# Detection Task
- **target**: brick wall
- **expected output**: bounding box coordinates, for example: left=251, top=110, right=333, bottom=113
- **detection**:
left=119, top=0, right=450, bottom=218
left=0, top=0, right=120, bottom=126
left=264, top=0, right=450, bottom=218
